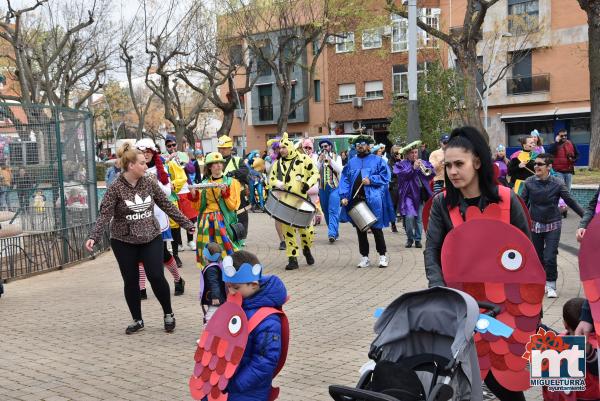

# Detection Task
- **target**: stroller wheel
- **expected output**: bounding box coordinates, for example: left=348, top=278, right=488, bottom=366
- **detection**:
left=427, top=383, right=453, bottom=401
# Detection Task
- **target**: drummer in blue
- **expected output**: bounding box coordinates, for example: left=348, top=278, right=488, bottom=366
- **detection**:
left=339, top=134, right=394, bottom=268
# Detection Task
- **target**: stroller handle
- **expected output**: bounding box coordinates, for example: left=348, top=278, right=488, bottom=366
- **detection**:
left=477, top=301, right=501, bottom=317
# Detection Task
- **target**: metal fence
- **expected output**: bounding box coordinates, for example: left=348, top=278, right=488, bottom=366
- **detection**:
left=0, top=102, right=103, bottom=280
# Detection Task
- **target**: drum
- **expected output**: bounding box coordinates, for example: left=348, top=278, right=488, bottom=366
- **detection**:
left=348, top=201, right=378, bottom=232
left=264, top=189, right=316, bottom=228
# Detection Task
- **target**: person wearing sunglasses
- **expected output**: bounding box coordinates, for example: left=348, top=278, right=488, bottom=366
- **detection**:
left=520, top=153, right=584, bottom=298
left=339, top=134, right=394, bottom=268
left=546, top=129, right=579, bottom=192
left=317, top=139, right=343, bottom=242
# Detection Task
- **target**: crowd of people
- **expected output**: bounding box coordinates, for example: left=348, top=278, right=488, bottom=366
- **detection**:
left=84, top=127, right=600, bottom=401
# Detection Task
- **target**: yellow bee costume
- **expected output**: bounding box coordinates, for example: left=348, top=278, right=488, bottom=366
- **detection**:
left=268, top=133, right=320, bottom=269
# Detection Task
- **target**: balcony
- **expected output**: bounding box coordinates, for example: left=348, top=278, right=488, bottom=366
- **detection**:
left=258, top=105, right=273, bottom=121
left=507, top=74, right=550, bottom=96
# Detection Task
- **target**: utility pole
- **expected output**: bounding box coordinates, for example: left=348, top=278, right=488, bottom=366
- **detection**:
left=407, top=0, right=421, bottom=142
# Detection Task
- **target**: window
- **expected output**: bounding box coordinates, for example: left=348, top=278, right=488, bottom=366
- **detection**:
left=508, top=0, right=539, bottom=34
left=314, top=80, right=321, bottom=102
left=418, top=8, right=440, bottom=48
left=508, top=51, right=533, bottom=94
left=365, top=81, right=383, bottom=99
left=278, top=36, right=297, bottom=72
left=254, top=42, right=272, bottom=77
left=335, top=32, right=355, bottom=53
left=506, top=120, right=553, bottom=146
left=258, top=85, right=273, bottom=121
left=312, top=38, right=321, bottom=56
left=569, top=118, right=591, bottom=144
left=362, top=29, right=382, bottom=49
left=229, top=45, right=244, bottom=66
left=338, top=83, right=356, bottom=102
left=392, top=63, right=427, bottom=96
left=391, top=14, right=407, bottom=52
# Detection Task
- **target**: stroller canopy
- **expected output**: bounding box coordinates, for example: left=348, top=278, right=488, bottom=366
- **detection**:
left=373, top=287, right=479, bottom=356
left=371, top=287, right=483, bottom=401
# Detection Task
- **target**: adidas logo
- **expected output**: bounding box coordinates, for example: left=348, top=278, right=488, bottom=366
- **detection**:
left=125, top=195, right=151, bottom=213
left=125, top=194, right=153, bottom=221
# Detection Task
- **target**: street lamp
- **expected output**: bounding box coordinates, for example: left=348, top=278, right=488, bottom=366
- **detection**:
left=480, top=32, right=512, bottom=131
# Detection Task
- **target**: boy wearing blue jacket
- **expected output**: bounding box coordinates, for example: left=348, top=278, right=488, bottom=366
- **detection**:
left=223, top=250, right=288, bottom=401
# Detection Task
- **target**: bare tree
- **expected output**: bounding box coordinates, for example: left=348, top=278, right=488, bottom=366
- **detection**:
left=577, top=0, right=600, bottom=168
left=386, top=0, right=541, bottom=141
left=144, top=1, right=225, bottom=150
left=221, top=0, right=371, bottom=133
left=0, top=0, right=113, bottom=111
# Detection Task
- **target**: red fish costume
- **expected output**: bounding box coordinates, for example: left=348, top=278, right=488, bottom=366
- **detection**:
left=189, top=292, right=289, bottom=401
left=441, top=186, right=546, bottom=392
left=579, top=215, right=600, bottom=334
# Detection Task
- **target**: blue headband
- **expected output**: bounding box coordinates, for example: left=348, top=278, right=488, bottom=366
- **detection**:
left=203, top=246, right=222, bottom=262
left=221, top=256, right=262, bottom=283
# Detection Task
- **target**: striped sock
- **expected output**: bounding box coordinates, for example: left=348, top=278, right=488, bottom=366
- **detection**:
left=138, top=263, right=146, bottom=290
left=164, top=257, right=181, bottom=282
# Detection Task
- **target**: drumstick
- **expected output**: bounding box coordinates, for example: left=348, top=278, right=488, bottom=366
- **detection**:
left=352, top=183, right=364, bottom=200
left=525, top=166, right=536, bottom=175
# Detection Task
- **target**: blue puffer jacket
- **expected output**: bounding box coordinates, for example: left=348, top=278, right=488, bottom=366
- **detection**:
left=227, top=275, right=287, bottom=401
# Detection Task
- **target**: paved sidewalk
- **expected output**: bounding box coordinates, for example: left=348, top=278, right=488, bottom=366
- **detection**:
left=0, top=213, right=584, bottom=401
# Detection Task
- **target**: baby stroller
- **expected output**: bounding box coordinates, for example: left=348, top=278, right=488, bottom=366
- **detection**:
left=329, top=287, right=502, bottom=401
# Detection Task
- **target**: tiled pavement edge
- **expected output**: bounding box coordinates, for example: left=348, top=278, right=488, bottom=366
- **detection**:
left=0, top=213, right=584, bottom=401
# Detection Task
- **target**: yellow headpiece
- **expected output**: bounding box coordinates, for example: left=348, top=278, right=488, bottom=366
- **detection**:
left=217, top=135, right=233, bottom=148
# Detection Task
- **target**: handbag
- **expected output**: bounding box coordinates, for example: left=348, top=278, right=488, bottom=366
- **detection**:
left=208, top=180, right=247, bottom=241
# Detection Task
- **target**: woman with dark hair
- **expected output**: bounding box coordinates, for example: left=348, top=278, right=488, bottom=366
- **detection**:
left=424, top=126, right=532, bottom=401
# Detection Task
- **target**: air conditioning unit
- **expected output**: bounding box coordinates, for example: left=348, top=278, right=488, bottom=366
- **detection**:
left=9, top=141, right=39, bottom=165
left=352, top=97, right=363, bottom=108
left=326, top=35, right=337, bottom=45
left=234, top=109, right=245, bottom=119
left=381, top=26, right=393, bottom=36
left=352, top=121, right=362, bottom=131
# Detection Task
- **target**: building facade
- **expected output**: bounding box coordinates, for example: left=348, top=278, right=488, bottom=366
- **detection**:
left=225, top=31, right=330, bottom=152
left=326, top=3, right=440, bottom=146
left=223, top=0, right=591, bottom=163
left=477, top=0, right=591, bottom=164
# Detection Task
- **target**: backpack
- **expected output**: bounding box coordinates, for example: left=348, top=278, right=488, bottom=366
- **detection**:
left=248, top=307, right=290, bottom=401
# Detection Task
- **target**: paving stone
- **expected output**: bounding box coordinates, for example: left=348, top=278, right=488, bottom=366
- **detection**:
left=0, top=213, right=586, bottom=400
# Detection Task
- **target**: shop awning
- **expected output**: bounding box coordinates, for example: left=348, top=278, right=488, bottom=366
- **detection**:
left=500, top=107, right=590, bottom=123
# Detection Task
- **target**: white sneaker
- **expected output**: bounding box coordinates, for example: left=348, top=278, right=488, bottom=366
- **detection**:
left=378, top=255, right=389, bottom=268
left=357, top=256, right=370, bottom=268
left=187, top=241, right=196, bottom=251
left=547, top=287, right=558, bottom=298
left=178, top=244, right=185, bottom=252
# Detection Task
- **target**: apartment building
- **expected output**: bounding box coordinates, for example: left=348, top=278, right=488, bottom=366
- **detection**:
left=224, top=0, right=591, bottom=161
left=327, top=2, right=441, bottom=146
left=475, top=0, right=591, bottom=164
left=225, top=32, right=330, bottom=152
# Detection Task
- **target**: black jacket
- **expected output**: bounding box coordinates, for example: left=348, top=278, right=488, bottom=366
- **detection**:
left=424, top=190, right=531, bottom=287
left=521, top=175, right=584, bottom=223
left=201, top=263, right=226, bottom=306
left=580, top=184, right=600, bottom=229
left=507, top=156, right=535, bottom=184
